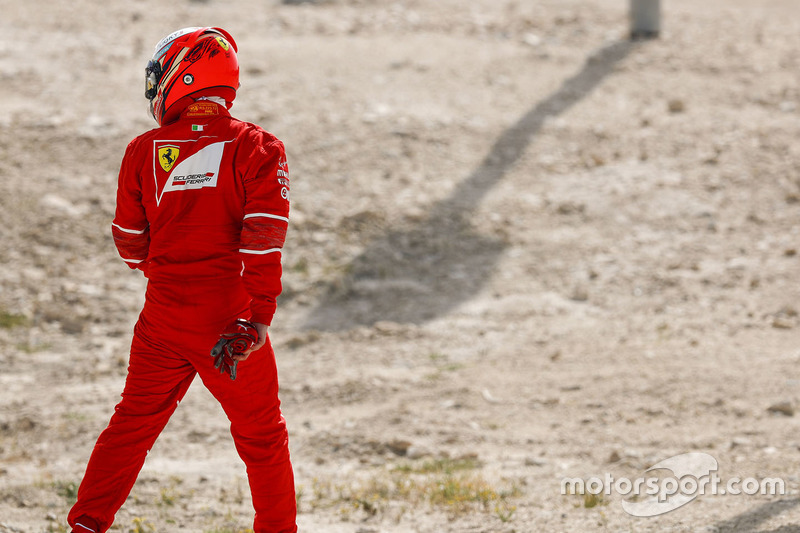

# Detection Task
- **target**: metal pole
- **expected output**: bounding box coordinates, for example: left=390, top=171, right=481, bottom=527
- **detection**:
left=630, top=0, right=660, bottom=39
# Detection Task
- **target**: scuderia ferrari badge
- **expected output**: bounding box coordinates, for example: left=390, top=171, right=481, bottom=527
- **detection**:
left=158, top=145, right=180, bottom=172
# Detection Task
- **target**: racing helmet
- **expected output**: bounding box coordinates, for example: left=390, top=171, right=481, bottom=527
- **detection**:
left=145, top=27, right=239, bottom=126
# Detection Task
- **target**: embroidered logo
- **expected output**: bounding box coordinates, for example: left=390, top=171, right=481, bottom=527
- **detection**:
left=158, top=145, right=180, bottom=172
left=185, top=101, right=219, bottom=117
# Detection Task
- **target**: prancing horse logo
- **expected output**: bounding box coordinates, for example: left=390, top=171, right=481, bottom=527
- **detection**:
left=158, top=145, right=180, bottom=172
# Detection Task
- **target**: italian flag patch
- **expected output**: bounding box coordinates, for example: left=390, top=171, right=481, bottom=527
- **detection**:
left=192, top=124, right=204, bottom=132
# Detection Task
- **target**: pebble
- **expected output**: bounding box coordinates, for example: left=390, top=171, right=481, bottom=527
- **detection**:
left=386, top=439, right=412, bottom=456
left=570, top=285, right=589, bottom=302
left=767, top=401, right=795, bottom=417
left=668, top=99, right=686, bottom=113
left=730, top=437, right=751, bottom=449
left=522, top=33, right=542, bottom=47
left=525, top=457, right=548, bottom=467
left=39, top=194, right=85, bottom=217
left=481, top=389, right=499, bottom=403
left=772, top=306, right=797, bottom=329
left=406, top=445, right=429, bottom=459
left=373, top=321, right=405, bottom=335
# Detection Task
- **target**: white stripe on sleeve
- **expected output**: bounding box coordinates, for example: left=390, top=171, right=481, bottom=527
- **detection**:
left=243, top=213, right=289, bottom=223
left=239, top=248, right=282, bottom=255
left=112, top=223, right=148, bottom=235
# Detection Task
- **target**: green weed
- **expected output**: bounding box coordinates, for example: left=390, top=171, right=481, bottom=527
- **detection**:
left=583, top=492, right=606, bottom=508
left=130, top=517, right=155, bottom=533
left=53, top=480, right=79, bottom=505
left=395, top=456, right=482, bottom=475
left=310, top=465, right=522, bottom=522
left=0, top=310, right=27, bottom=328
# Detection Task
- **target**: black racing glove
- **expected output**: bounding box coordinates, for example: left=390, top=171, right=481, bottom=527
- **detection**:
left=210, top=319, right=258, bottom=381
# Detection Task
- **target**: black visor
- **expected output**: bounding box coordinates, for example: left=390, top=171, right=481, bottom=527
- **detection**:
left=145, top=60, right=163, bottom=100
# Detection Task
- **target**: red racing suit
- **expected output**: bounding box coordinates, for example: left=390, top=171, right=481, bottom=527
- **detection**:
left=68, top=101, right=296, bottom=533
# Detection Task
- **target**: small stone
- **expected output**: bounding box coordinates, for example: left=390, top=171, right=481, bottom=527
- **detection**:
left=60, top=317, right=86, bottom=335
left=668, top=99, right=685, bottom=113
left=589, top=153, right=606, bottom=167
left=570, top=285, right=589, bottom=302
left=285, top=333, right=319, bottom=349
left=525, top=456, right=548, bottom=467
left=373, top=321, right=404, bottom=335
left=386, top=440, right=412, bottom=456
left=522, top=33, right=542, bottom=47
left=556, top=202, right=585, bottom=215
left=39, top=194, right=85, bottom=217
left=406, top=445, right=429, bottom=459
left=481, top=389, right=499, bottom=403
left=772, top=308, right=797, bottom=329
left=607, top=450, right=622, bottom=463
left=730, top=437, right=751, bottom=449
left=773, top=317, right=795, bottom=329
left=767, top=402, right=795, bottom=417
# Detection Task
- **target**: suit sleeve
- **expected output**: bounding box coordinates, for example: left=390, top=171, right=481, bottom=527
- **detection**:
left=111, top=140, right=150, bottom=272
left=239, top=136, right=290, bottom=326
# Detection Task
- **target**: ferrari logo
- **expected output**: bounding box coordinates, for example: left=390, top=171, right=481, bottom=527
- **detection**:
left=158, top=145, right=180, bottom=172
left=216, top=36, right=230, bottom=51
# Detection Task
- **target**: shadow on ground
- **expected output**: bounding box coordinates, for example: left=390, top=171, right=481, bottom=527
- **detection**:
left=714, top=499, right=800, bottom=533
left=304, top=39, right=637, bottom=330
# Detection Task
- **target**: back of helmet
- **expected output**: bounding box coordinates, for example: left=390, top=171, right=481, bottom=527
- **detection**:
left=146, top=27, right=239, bottom=126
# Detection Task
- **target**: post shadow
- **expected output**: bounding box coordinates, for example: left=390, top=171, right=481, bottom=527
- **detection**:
left=302, top=39, right=637, bottom=330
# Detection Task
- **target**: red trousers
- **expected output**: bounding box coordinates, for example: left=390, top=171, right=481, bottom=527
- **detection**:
left=68, top=282, right=296, bottom=533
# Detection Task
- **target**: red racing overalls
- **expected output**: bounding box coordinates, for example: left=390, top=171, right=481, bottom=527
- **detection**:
left=68, top=100, right=296, bottom=533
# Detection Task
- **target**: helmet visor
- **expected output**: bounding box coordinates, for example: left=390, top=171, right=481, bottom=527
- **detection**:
left=145, top=59, right=162, bottom=100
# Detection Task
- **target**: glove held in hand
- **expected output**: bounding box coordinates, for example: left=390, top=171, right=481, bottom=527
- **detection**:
left=210, top=319, right=258, bottom=380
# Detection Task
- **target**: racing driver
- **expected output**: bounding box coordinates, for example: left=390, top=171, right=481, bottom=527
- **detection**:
left=67, top=27, right=296, bottom=533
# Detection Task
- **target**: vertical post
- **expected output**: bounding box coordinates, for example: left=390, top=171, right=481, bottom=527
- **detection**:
left=630, top=0, right=661, bottom=39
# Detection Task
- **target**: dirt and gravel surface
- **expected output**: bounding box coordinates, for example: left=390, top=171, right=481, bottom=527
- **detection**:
left=2, top=0, right=800, bottom=531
